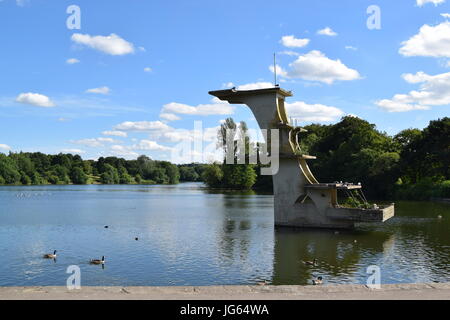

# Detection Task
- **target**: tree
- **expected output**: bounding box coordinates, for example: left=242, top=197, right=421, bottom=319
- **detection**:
left=20, top=172, right=31, bottom=185
left=217, top=118, right=237, bottom=157
left=222, top=164, right=257, bottom=189
left=152, top=167, right=168, bottom=184
left=179, top=166, right=200, bottom=181
left=303, top=116, right=400, bottom=198
left=31, top=171, right=45, bottom=185
left=202, top=163, right=223, bottom=188
left=134, top=174, right=142, bottom=184
left=160, top=161, right=180, bottom=184
left=118, top=166, right=132, bottom=184
left=0, top=154, right=20, bottom=184
left=71, top=167, right=88, bottom=184
left=100, top=164, right=119, bottom=184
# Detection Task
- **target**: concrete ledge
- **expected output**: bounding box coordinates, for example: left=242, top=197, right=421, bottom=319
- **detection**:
left=0, top=283, right=449, bottom=300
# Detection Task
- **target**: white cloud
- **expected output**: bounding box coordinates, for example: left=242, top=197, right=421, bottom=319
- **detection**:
left=132, top=140, right=172, bottom=152
left=416, top=0, right=445, bottom=6
left=108, top=145, right=139, bottom=158
left=86, top=86, right=111, bottom=95
left=161, top=98, right=234, bottom=116
left=153, top=130, right=193, bottom=143
left=149, top=125, right=220, bottom=143
left=268, top=64, right=288, bottom=78
left=61, top=148, right=85, bottom=154
left=71, top=33, right=135, bottom=56
left=399, top=22, right=450, bottom=58
left=237, top=82, right=274, bottom=90
left=441, top=13, right=450, bottom=18
left=280, top=35, right=310, bottom=48
left=278, top=50, right=300, bottom=57
left=375, top=71, right=450, bottom=112
left=70, top=137, right=119, bottom=147
left=160, top=113, right=181, bottom=121
left=317, top=27, right=338, bottom=36
left=345, top=46, right=358, bottom=51
left=100, top=140, right=172, bottom=159
left=66, top=58, right=80, bottom=64
left=102, top=130, right=127, bottom=137
left=114, top=120, right=171, bottom=132
left=271, top=50, right=360, bottom=84
left=144, top=67, right=152, bottom=72
left=15, top=92, right=55, bottom=107
left=285, top=101, right=345, bottom=122
left=222, top=82, right=234, bottom=89
left=0, top=144, right=11, bottom=151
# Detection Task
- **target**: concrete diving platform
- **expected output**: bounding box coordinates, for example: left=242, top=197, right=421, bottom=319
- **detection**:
left=209, top=86, right=395, bottom=229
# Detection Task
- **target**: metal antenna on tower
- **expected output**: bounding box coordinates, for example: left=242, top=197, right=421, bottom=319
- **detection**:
left=273, top=53, right=278, bottom=86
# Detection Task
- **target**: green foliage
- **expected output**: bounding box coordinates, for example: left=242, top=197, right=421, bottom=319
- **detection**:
left=301, top=116, right=401, bottom=198
left=31, top=171, right=45, bottom=185
left=0, top=154, right=21, bottom=184
left=179, top=166, right=200, bottom=181
left=100, top=164, right=119, bottom=184
left=118, top=166, right=132, bottom=184
left=440, top=181, right=450, bottom=198
left=134, top=174, right=142, bottom=184
left=20, top=172, right=31, bottom=185
left=0, top=116, right=447, bottom=200
left=0, top=151, right=198, bottom=186
left=71, top=167, right=88, bottom=184
left=222, top=164, right=257, bottom=190
left=201, top=163, right=224, bottom=188
left=160, top=161, right=180, bottom=184
left=395, top=179, right=450, bottom=200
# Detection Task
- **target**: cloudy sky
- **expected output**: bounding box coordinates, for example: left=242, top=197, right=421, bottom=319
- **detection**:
left=1, top=0, right=449, bottom=161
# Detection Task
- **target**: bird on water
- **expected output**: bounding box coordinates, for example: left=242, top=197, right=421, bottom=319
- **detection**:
left=303, top=258, right=318, bottom=266
left=90, top=256, right=105, bottom=265
left=312, top=276, right=323, bottom=285
left=43, top=250, right=57, bottom=259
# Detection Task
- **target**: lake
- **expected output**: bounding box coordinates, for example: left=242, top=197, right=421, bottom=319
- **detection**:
left=0, top=183, right=449, bottom=287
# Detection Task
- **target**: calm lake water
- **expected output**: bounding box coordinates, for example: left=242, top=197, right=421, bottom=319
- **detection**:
left=0, top=182, right=449, bottom=286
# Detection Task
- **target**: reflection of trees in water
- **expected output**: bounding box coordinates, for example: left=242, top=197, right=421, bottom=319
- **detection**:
left=217, top=218, right=252, bottom=265
left=211, top=194, right=449, bottom=284
left=213, top=194, right=274, bottom=278
left=380, top=201, right=450, bottom=282
left=271, top=228, right=393, bottom=285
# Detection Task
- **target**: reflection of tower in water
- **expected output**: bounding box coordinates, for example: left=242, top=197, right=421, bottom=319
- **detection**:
left=271, top=228, right=393, bottom=285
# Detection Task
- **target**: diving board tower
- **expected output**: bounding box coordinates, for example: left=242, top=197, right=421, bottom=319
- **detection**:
left=209, top=87, right=394, bottom=229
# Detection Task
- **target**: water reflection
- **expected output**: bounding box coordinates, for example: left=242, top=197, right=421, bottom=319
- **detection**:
left=0, top=184, right=448, bottom=286
left=272, top=228, right=393, bottom=285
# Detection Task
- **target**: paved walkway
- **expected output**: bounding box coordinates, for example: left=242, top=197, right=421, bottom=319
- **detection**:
left=0, top=283, right=449, bottom=300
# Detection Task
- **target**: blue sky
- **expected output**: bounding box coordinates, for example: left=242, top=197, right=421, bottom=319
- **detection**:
left=0, top=0, right=449, bottom=162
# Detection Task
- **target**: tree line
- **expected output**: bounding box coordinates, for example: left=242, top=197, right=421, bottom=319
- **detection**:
left=201, top=116, right=450, bottom=200
left=0, top=153, right=185, bottom=186
left=1, top=116, right=449, bottom=200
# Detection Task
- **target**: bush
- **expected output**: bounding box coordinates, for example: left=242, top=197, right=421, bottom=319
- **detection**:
left=71, top=167, right=88, bottom=184
left=394, top=178, right=450, bottom=200
left=222, top=164, right=257, bottom=190
left=134, top=174, right=142, bottom=184
left=202, top=163, right=223, bottom=188
left=438, top=180, right=450, bottom=198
